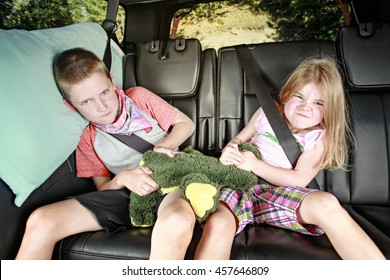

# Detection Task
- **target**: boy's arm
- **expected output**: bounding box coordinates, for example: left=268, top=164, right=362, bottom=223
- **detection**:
left=127, top=86, right=195, bottom=156
left=93, top=110, right=194, bottom=191
left=153, top=110, right=195, bottom=157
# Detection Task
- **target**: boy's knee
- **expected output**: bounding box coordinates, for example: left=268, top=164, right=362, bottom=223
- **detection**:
left=26, top=207, right=56, bottom=233
left=173, top=210, right=196, bottom=229
left=158, top=207, right=195, bottom=233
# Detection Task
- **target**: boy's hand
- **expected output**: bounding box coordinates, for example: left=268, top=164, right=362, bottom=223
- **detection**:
left=153, top=145, right=181, bottom=157
left=116, top=167, right=159, bottom=196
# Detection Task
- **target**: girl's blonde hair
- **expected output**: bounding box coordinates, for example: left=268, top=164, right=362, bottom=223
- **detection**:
left=53, top=47, right=111, bottom=102
left=277, top=57, right=354, bottom=171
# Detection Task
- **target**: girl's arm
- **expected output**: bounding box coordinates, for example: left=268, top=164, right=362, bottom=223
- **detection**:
left=153, top=110, right=195, bottom=157
left=239, top=139, right=325, bottom=187
left=219, top=108, right=262, bottom=166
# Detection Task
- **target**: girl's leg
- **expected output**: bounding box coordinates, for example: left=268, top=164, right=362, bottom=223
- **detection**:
left=149, top=189, right=196, bottom=260
left=16, top=198, right=102, bottom=260
left=194, top=204, right=236, bottom=260
left=297, top=191, right=385, bottom=259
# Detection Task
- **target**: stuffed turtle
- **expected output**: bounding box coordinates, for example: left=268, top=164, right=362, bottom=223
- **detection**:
left=129, top=142, right=260, bottom=227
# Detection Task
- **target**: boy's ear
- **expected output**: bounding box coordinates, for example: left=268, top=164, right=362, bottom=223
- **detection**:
left=110, top=74, right=115, bottom=85
left=63, top=99, right=78, bottom=112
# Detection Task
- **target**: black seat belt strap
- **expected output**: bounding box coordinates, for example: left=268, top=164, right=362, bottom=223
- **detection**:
left=101, top=2, right=154, bottom=155
left=235, top=45, right=319, bottom=189
left=110, top=133, right=155, bottom=154
left=102, top=2, right=154, bottom=155
left=102, top=0, right=120, bottom=70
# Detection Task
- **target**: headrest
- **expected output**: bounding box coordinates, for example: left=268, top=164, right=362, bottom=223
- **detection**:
left=243, top=41, right=336, bottom=96
left=336, top=23, right=390, bottom=91
left=136, top=39, right=201, bottom=98
left=349, top=0, right=390, bottom=23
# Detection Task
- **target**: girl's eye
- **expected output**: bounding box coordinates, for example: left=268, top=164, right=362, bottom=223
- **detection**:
left=314, top=101, right=324, bottom=106
left=294, top=94, right=303, bottom=99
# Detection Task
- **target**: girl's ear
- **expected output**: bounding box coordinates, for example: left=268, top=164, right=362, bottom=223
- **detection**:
left=63, top=99, right=78, bottom=112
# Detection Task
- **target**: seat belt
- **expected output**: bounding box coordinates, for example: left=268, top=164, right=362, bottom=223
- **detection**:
left=101, top=1, right=154, bottom=154
left=102, top=0, right=120, bottom=70
left=235, top=45, right=319, bottom=189
left=349, top=0, right=374, bottom=37
left=110, top=133, right=155, bottom=154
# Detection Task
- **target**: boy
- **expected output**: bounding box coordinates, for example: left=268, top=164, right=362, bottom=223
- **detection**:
left=16, top=48, right=196, bottom=259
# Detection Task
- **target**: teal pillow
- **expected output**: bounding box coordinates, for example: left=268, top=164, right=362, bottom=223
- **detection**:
left=0, top=22, right=124, bottom=206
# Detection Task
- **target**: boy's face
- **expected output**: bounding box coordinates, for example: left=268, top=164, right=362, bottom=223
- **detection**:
left=67, top=73, right=119, bottom=125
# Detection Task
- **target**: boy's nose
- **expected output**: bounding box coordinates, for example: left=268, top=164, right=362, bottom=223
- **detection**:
left=96, top=99, right=107, bottom=112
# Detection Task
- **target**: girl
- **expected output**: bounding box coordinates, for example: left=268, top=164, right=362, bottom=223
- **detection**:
left=213, top=57, right=385, bottom=259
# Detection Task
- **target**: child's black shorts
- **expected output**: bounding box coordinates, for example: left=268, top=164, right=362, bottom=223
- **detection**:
left=71, top=188, right=164, bottom=233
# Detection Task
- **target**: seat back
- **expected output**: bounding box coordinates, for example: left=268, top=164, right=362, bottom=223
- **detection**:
left=331, top=23, right=390, bottom=205
left=123, top=39, right=217, bottom=154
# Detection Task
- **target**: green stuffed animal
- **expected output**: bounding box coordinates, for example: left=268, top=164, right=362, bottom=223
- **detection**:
left=129, top=142, right=260, bottom=227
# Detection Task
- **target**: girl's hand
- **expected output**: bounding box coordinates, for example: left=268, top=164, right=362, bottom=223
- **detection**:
left=115, top=167, right=159, bottom=196
left=234, top=150, right=257, bottom=172
left=220, top=143, right=243, bottom=166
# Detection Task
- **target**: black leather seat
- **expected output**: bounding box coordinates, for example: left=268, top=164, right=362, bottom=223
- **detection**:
left=1, top=24, right=389, bottom=260
left=331, top=22, right=390, bottom=256
left=59, top=28, right=390, bottom=259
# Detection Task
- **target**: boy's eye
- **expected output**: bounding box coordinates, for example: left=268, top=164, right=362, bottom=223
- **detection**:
left=101, top=88, right=110, bottom=96
left=82, top=99, right=91, bottom=105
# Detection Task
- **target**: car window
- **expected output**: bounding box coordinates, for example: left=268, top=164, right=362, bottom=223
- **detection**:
left=171, top=0, right=344, bottom=50
left=1, top=1, right=125, bottom=42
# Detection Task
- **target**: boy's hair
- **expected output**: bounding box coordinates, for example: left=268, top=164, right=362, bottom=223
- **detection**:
left=277, top=57, right=355, bottom=171
left=53, top=47, right=110, bottom=102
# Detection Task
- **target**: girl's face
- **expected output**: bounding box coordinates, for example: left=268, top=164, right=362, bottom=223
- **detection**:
left=67, top=73, right=119, bottom=125
left=284, top=81, right=324, bottom=131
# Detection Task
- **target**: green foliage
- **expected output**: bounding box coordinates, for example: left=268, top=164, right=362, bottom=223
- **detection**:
left=3, top=0, right=343, bottom=44
left=78, top=0, right=107, bottom=24
left=2, top=0, right=126, bottom=41
left=254, top=0, right=343, bottom=40
left=2, top=0, right=108, bottom=30
left=0, top=0, right=14, bottom=28
left=179, top=0, right=342, bottom=41
left=5, top=0, right=75, bottom=30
